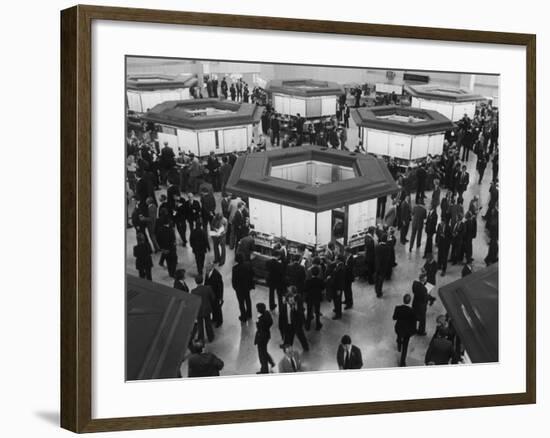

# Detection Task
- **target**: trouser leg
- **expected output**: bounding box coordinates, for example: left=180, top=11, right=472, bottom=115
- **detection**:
left=400, top=336, right=410, bottom=366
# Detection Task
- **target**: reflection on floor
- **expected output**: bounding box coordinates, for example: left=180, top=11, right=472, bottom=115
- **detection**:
left=126, top=130, right=496, bottom=378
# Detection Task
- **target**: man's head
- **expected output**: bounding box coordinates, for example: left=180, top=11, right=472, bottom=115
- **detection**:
left=282, top=344, right=294, bottom=357
left=403, top=293, right=412, bottom=305
left=192, top=339, right=205, bottom=354
left=195, top=274, right=203, bottom=285
left=419, top=271, right=427, bottom=282
left=174, top=269, right=186, bottom=281
left=341, top=335, right=352, bottom=352
left=256, top=302, right=266, bottom=314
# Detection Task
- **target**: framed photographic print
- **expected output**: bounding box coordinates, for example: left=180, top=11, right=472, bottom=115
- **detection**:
left=60, top=4, right=536, bottom=433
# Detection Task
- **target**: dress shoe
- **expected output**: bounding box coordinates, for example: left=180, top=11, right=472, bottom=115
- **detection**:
left=316, top=324, right=323, bottom=331
left=344, top=305, right=353, bottom=310
left=332, top=315, right=341, bottom=320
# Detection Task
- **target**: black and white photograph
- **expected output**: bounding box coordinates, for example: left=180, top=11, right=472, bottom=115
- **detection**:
left=125, top=57, right=499, bottom=380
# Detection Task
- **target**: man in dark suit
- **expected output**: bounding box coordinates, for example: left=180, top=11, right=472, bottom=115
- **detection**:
left=412, top=272, right=433, bottom=336
left=343, top=247, right=355, bottom=309
left=336, top=335, right=363, bottom=370
left=463, top=211, right=477, bottom=264
left=190, top=275, right=216, bottom=342
left=266, top=251, right=286, bottom=311
left=330, top=257, right=346, bottom=320
left=374, top=234, right=391, bottom=298
left=423, top=252, right=438, bottom=286
left=204, top=262, right=224, bottom=328
left=285, top=254, right=306, bottom=296
left=400, top=195, right=412, bottom=244
left=425, top=331, right=454, bottom=365
left=254, top=302, right=275, bottom=374
left=436, top=220, right=452, bottom=276
left=304, top=265, right=325, bottom=331
left=231, top=253, right=255, bottom=321
left=424, top=203, right=438, bottom=257
left=457, top=165, right=470, bottom=200
left=415, top=164, right=427, bottom=203
left=231, top=202, right=247, bottom=248
left=450, top=214, right=466, bottom=265
left=393, top=294, right=417, bottom=366
left=187, top=340, right=224, bottom=378
left=278, top=288, right=309, bottom=351
left=409, top=199, right=427, bottom=252
left=189, top=221, right=210, bottom=276
left=363, top=227, right=376, bottom=284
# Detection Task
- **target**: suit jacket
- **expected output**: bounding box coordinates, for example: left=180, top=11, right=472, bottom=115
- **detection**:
left=401, top=200, right=412, bottom=225
left=425, top=209, right=438, bottom=235
left=231, top=262, right=255, bottom=292
left=205, top=268, right=223, bottom=301
left=364, top=234, right=376, bottom=263
left=173, top=279, right=189, bottom=293
left=436, top=222, right=452, bottom=249
left=266, top=258, right=285, bottom=288
left=304, top=277, right=325, bottom=303
left=412, top=204, right=427, bottom=228
left=187, top=352, right=224, bottom=377
left=278, top=351, right=302, bottom=373
left=393, top=304, right=417, bottom=337
left=344, top=255, right=355, bottom=283
left=278, top=300, right=306, bottom=329
left=336, top=344, right=363, bottom=369
left=425, top=337, right=453, bottom=365
left=191, top=285, right=216, bottom=317
left=286, top=262, right=306, bottom=292
left=374, top=242, right=391, bottom=273
left=431, top=187, right=441, bottom=209
left=254, top=311, right=273, bottom=345
left=412, top=280, right=429, bottom=312
left=189, top=228, right=210, bottom=254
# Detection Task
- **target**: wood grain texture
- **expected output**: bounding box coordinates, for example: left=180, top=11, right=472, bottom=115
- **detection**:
left=60, top=4, right=537, bottom=433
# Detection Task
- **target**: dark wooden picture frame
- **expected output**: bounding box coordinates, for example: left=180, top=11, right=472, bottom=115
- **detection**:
left=60, top=4, right=536, bottom=433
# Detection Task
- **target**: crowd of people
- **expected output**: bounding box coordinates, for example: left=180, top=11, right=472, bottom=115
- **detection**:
left=127, top=81, right=499, bottom=377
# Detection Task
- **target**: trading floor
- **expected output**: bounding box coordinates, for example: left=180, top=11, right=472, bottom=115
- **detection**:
left=126, top=113, right=496, bottom=376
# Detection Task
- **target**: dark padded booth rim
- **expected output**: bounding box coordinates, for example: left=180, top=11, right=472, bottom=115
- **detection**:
left=438, top=264, right=499, bottom=364
left=142, top=99, right=263, bottom=130
left=226, top=145, right=399, bottom=212
left=351, top=105, right=455, bottom=135
left=266, top=79, right=344, bottom=98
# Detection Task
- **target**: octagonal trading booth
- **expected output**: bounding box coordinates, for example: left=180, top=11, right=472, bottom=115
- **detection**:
left=438, top=264, right=499, bottom=364
left=405, top=84, right=487, bottom=122
left=226, top=146, right=398, bottom=258
left=143, top=99, right=263, bottom=157
left=126, top=74, right=197, bottom=113
left=352, top=105, right=455, bottom=168
left=266, top=79, right=344, bottom=119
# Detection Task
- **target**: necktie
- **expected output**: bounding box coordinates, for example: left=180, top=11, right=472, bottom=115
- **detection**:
left=345, top=350, right=350, bottom=368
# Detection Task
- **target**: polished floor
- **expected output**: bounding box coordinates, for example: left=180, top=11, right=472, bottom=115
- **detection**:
left=126, top=119, right=496, bottom=377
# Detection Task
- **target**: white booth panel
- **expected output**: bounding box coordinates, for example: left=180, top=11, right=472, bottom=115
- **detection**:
left=419, top=99, right=454, bottom=120
left=453, top=102, right=476, bottom=121
left=347, top=199, right=377, bottom=236
left=281, top=205, right=316, bottom=246
left=376, top=83, right=403, bottom=94
left=306, top=98, right=322, bottom=118
left=273, top=94, right=284, bottom=114
left=223, top=127, right=248, bottom=153
left=411, top=135, right=429, bottom=159
left=249, top=198, right=282, bottom=237
left=282, top=96, right=291, bottom=115
left=316, top=211, right=332, bottom=246
left=290, top=97, right=306, bottom=117
left=197, top=130, right=217, bottom=156
left=177, top=129, right=198, bottom=155
left=140, top=92, right=162, bottom=113
left=321, top=96, right=336, bottom=116
left=411, top=97, right=421, bottom=109
left=156, top=132, right=178, bottom=150
left=158, top=90, right=180, bottom=103
left=178, top=88, right=191, bottom=100
left=366, top=129, right=389, bottom=156
left=126, top=91, right=142, bottom=112
left=388, top=133, right=412, bottom=160
left=428, top=133, right=445, bottom=156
